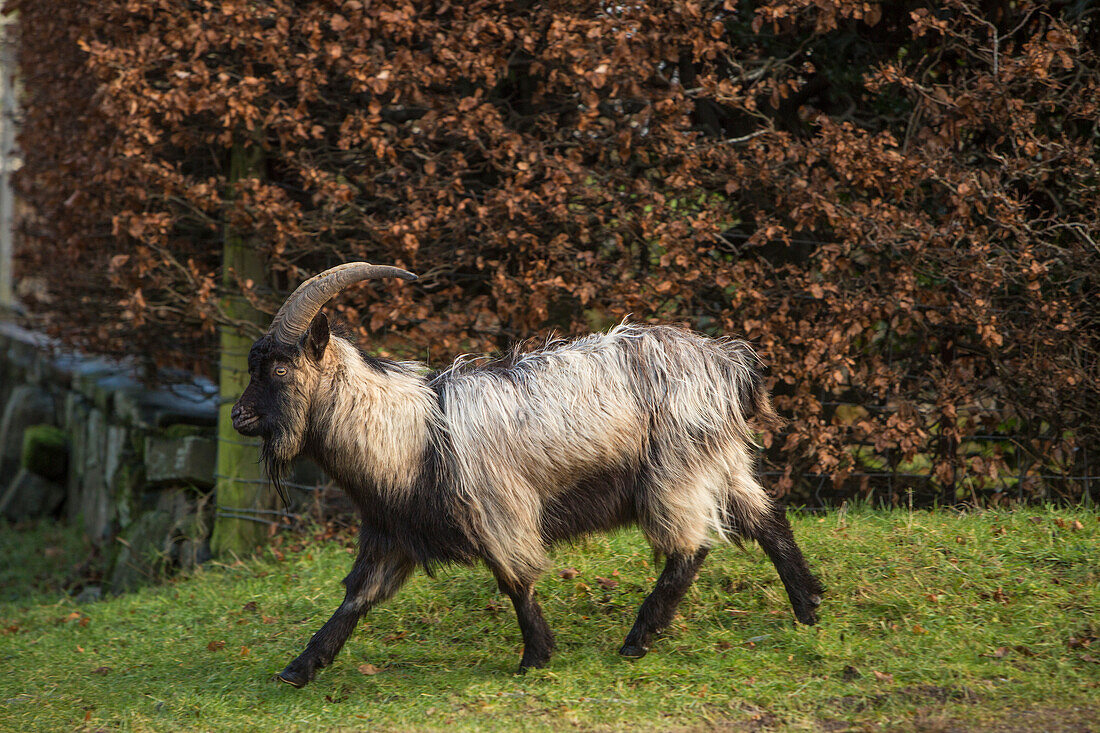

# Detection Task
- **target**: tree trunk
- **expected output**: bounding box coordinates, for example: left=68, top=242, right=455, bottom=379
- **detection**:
left=210, top=140, right=273, bottom=557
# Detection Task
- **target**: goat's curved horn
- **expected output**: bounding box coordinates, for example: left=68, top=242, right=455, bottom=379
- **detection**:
left=268, top=262, right=417, bottom=345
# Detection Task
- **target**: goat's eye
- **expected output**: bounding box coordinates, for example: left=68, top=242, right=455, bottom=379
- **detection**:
left=274, top=366, right=288, bottom=377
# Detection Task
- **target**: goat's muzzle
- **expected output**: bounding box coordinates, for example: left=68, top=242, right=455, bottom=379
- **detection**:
left=231, top=402, right=263, bottom=436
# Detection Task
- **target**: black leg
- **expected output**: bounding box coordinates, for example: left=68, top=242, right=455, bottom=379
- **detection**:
left=751, top=505, right=824, bottom=625
left=492, top=568, right=555, bottom=672
left=620, top=547, right=709, bottom=659
left=278, top=548, right=414, bottom=688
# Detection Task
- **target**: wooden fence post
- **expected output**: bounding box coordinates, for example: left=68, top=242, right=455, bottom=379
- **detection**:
left=210, top=139, right=274, bottom=557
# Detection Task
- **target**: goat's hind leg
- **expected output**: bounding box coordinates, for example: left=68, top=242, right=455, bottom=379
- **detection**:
left=491, top=566, right=555, bottom=673
left=620, top=547, right=709, bottom=659
left=278, top=549, right=414, bottom=688
left=750, top=504, right=824, bottom=625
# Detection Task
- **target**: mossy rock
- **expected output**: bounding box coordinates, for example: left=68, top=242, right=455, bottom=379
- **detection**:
left=160, top=423, right=211, bottom=440
left=21, top=424, right=70, bottom=481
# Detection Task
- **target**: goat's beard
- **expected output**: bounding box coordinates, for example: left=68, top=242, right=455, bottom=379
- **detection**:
left=260, top=439, right=293, bottom=509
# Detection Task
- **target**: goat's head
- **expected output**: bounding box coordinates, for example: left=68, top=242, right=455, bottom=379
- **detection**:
left=231, top=263, right=417, bottom=464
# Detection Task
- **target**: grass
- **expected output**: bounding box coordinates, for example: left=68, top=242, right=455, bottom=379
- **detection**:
left=1, top=507, right=1097, bottom=732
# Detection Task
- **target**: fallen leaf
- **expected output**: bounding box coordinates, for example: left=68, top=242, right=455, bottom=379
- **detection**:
left=90, top=666, right=110, bottom=675
left=1080, top=654, right=1099, bottom=664
left=242, top=601, right=258, bottom=613
left=558, top=568, right=579, bottom=579
left=595, top=576, right=619, bottom=590
left=358, top=663, right=382, bottom=675
left=384, top=631, right=407, bottom=642
left=207, top=641, right=225, bottom=652
left=1071, top=520, right=1084, bottom=531
left=993, top=646, right=1009, bottom=658
left=872, top=670, right=894, bottom=682
left=842, top=665, right=861, bottom=681
left=239, top=646, right=251, bottom=656
left=912, top=624, right=927, bottom=634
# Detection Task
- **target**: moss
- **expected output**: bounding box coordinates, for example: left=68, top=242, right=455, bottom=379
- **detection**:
left=160, top=423, right=210, bottom=439
left=20, top=424, right=70, bottom=481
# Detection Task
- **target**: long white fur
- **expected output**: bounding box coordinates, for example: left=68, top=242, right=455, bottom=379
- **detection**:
left=303, top=323, right=773, bottom=585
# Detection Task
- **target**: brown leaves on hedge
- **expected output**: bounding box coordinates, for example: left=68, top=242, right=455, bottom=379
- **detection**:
left=9, top=0, right=1098, bottom=502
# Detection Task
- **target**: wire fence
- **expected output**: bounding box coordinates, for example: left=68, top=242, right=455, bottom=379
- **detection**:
left=764, top=429, right=1095, bottom=510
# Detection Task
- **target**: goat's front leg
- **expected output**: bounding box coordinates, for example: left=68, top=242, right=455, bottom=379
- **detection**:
left=278, top=548, right=414, bottom=688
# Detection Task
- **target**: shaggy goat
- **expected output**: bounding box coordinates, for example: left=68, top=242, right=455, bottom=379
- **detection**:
left=231, top=263, right=824, bottom=687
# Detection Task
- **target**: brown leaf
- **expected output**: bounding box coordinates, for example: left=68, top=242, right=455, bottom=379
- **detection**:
left=595, top=576, right=619, bottom=590
left=242, top=601, right=258, bottom=613
left=558, top=568, right=579, bottom=580
left=90, top=666, right=110, bottom=675
left=206, top=640, right=225, bottom=652
left=357, top=663, right=382, bottom=675
left=872, top=670, right=894, bottom=682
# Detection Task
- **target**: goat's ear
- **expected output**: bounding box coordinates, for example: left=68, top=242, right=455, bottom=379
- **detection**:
left=305, top=312, right=329, bottom=363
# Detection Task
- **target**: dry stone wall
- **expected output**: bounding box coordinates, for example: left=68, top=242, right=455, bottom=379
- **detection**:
left=0, top=321, right=220, bottom=592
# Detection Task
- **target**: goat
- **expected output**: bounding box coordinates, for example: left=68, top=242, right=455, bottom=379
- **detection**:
left=231, top=263, right=824, bottom=687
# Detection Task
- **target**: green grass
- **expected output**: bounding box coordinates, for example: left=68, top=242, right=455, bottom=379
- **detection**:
left=1, top=508, right=1098, bottom=731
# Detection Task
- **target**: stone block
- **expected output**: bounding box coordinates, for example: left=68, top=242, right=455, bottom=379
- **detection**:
left=0, top=384, right=56, bottom=485
left=114, top=378, right=218, bottom=430
left=0, top=468, right=66, bottom=521
left=108, top=489, right=212, bottom=593
left=107, top=508, right=175, bottom=593
left=144, top=433, right=217, bottom=488
left=78, top=408, right=112, bottom=541
left=64, top=393, right=90, bottom=523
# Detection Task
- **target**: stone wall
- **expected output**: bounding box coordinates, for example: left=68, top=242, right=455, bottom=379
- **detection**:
left=0, top=321, right=227, bottom=593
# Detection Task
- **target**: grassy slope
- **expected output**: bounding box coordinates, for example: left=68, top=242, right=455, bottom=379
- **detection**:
left=0, top=508, right=1097, bottom=732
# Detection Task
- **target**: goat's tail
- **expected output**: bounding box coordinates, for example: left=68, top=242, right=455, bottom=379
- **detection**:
left=731, top=341, right=783, bottom=433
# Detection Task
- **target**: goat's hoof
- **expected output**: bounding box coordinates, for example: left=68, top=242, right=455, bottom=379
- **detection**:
left=794, top=607, right=819, bottom=626
left=276, top=663, right=312, bottom=688
left=518, top=658, right=549, bottom=674
left=619, top=643, right=648, bottom=659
